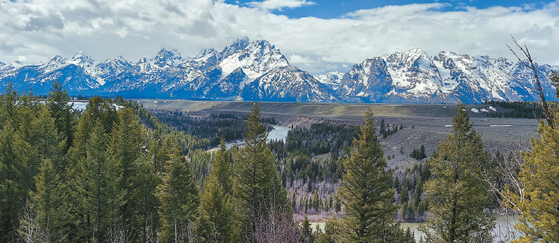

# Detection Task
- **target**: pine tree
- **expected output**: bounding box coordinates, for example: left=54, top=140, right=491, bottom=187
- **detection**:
left=29, top=107, right=67, bottom=242
left=233, top=103, right=288, bottom=242
left=420, top=104, right=494, bottom=242
left=65, top=97, right=119, bottom=242
left=337, top=109, right=397, bottom=243
left=301, top=215, right=314, bottom=243
left=88, top=123, right=124, bottom=242
left=0, top=120, right=30, bottom=242
left=46, top=81, right=74, bottom=153
left=198, top=139, right=235, bottom=243
left=138, top=130, right=166, bottom=242
left=157, top=135, right=200, bottom=243
left=0, top=82, right=19, bottom=126
left=419, top=144, right=426, bottom=160
left=31, top=158, right=65, bottom=241
left=505, top=116, right=559, bottom=242
left=108, top=107, right=146, bottom=236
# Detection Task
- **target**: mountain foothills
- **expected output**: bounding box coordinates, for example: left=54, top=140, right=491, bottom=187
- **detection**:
left=1, top=37, right=557, bottom=103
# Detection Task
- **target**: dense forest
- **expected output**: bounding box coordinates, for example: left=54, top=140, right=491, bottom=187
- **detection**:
left=0, top=81, right=558, bottom=242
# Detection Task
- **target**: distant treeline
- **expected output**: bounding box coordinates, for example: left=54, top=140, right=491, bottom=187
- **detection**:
left=484, top=100, right=558, bottom=118
left=150, top=110, right=277, bottom=148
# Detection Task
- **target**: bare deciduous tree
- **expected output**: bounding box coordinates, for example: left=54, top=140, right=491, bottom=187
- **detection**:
left=253, top=205, right=301, bottom=243
left=18, top=204, right=50, bottom=243
left=507, top=36, right=553, bottom=128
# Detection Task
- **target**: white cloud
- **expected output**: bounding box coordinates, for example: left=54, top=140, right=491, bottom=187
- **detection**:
left=248, top=0, right=316, bottom=11
left=289, top=54, right=313, bottom=65
left=1, top=0, right=559, bottom=75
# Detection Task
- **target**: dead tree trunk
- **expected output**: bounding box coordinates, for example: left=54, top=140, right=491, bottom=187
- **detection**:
left=507, top=36, right=553, bottom=128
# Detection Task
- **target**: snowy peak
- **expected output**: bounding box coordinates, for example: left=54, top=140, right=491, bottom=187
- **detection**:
left=38, top=55, right=69, bottom=73
left=153, top=48, right=183, bottom=67
left=70, top=51, right=94, bottom=65
left=316, top=71, right=344, bottom=90
left=220, top=37, right=250, bottom=58
left=383, top=49, right=442, bottom=94
left=69, top=51, right=97, bottom=77
left=95, top=56, right=134, bottom=82
left=195, top=48, right=220, bottom=62
left=218, top=38, right=289, bottom=79
left=336, top=57, right=394, bottom=102
left=2, top=39, right=558, bottom=104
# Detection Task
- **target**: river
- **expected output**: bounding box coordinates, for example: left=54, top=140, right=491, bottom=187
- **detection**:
left=209, top=125, right=290, bottom=151
left=399, top=215, right=520, bottom=242
left=309, top=215, right=519, bottom=242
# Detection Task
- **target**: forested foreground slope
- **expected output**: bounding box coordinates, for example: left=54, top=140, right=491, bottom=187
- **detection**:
left=0, top=82, right=558, bottom=242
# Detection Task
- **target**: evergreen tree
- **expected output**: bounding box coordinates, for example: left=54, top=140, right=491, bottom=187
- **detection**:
left=312, top=190, right=320, bottom=211
left=157, top=135, right=200, bottom=243
left=108, top=107, right=146, bottom=236
left=505, top=116, right=559, bottom=242
left=32, top=158, right=66, bottom=242
left=30, top=107, right=67, bottom=241
left=420, top=104, right=494, bottom=242
left=318, top=214, right=345, bottom=243
left=46, top=80, right=74, bottom=153
left=137, top=130, right=165, bottom=242
left=233, top=103, right=288, bottom=242
left=65, top=97, right=118, bottom=242
left=0, top=82, right=19, bottom=126
left=301, top=215, right=314, bottom=243
left=212, top=138, right=232, bottom=195
left=198, top=139, right=235, bottom=243
left=0, top=121, right=30, bottom=242
left=88, top=123, right=124, bottom=242
left=337, top=110, right=397, bottom=243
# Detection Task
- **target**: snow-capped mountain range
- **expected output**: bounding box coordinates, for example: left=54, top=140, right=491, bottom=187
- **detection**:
left=1, top=37, right=557, bottom=103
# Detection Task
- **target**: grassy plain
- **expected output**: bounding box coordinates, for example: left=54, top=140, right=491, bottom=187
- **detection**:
left=137, top=99, right=540, bottom=168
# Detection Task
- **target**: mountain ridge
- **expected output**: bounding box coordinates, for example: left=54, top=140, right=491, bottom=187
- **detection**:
left=1, top=38, right=557, bottom=103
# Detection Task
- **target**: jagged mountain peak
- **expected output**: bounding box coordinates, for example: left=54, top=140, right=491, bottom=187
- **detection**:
left=384, top=49, right=433, bottom=68
left=244, top=39, right=283, bottom=58
left=195, top=48, right=218, bottom=59
left=71, top=51, right=92, bottom=60
left=70, top=51, right=95, bottom=68
left=153, top=48, right=183, bottom=67
left=2, top=38, right=558, bottom=104
left=137, top=57, right=149, bottom=64
left=315, top=71, right=344, bottom=90
left=43, top=55, right=67, bottom=64
left=218, top=38, right=289, bottom=80
left=220, top=37, right=251, bottom=58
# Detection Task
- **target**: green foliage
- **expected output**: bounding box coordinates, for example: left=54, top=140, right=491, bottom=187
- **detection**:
left=114, top=97, right=209, bottom=153
left=233, top=103, right=288, bottom=242
left=0, top=110, right=33, bottom=241
left=380, top=119, right=403, bottom=138
left=505, top=116, right=559, bottom=242
left=410, top=144, right=427, bottom=160
left=150, top=110, right=250, bottom=147
left=156, top=135, right=200, bottom=243
left=301, top=215, right=314, bottom=243
left=283, top=123, right=360, bottom=157
left=108, top=107, right=147, bottom=234
left=198, top=139, right=235, bottom=243
left=420, top=104, right=495, bottom=243
left=337, top=110, right=397, bottom=242
left=86, top=123, right=124, bottom=242
left=47, top=80, right=75, bottom=152
left=485, top=100, right=558, bottom=119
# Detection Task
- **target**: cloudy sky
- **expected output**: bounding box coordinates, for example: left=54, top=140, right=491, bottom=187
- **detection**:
left=1, top=0, right=559, bottom=74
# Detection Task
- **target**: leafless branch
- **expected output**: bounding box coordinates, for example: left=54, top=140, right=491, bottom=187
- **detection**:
left=507, top=35, right=553, bottom=128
